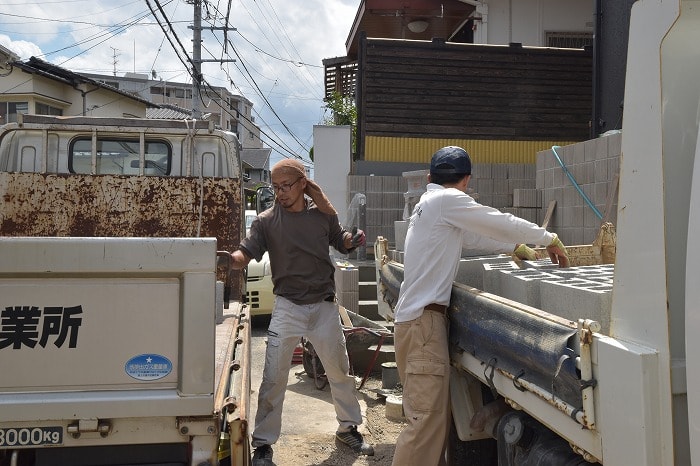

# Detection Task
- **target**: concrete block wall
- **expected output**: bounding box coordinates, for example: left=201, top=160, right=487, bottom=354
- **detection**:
left=348, top=174, right=407, bottom=246
left=537, top=132, right=621, bottom=245
left=356, top=164, right=541, bottom=249
left=351, top=133, right=621, bottom=251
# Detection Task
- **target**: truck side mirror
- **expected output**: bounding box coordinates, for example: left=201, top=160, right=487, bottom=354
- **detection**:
left=256, top=186, right=274, bottom=214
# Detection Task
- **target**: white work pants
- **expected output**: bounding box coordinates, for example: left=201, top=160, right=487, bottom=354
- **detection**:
left=251, top=296, right=362, bottom=448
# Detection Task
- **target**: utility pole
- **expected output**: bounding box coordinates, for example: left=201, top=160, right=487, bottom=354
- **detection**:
left=110, top=47, right=120, bottom=77
left=188, top=0, right=236, bottom=120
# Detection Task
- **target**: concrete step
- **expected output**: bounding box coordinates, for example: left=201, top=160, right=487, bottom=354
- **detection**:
left=359, top=281, right=377, bottom=300
left=371, top=319, right=394, bottom=333
left=359, top=299, right=380, bottom=321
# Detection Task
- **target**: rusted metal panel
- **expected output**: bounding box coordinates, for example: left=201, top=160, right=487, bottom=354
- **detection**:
left=0, top=172, right=243, bottom=295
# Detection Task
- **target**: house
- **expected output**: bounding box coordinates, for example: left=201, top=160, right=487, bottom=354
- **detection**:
left=316, top=0, right=624, bottom=249
left=81, top=72, right=262, bottom=151
left=0, top=51, right=155, bottom=122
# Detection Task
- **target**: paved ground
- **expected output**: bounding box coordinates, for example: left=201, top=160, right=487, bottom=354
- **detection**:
left=249, top=316, right=344, bottom=438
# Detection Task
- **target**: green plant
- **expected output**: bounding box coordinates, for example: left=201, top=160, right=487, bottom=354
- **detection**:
left=318, top=91, right=358, bottom=159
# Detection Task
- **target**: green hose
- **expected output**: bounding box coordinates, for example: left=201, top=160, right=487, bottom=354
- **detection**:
left=551, top=145, right=603, bottom=220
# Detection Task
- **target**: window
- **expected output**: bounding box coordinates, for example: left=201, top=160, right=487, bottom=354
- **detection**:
left=0, top=101, right=29, bottom=123
left=36, top=102, right=63, bottom=116
left=545, top=32, right=593, bottom=49
left=69, top=138, right=171, bottom=176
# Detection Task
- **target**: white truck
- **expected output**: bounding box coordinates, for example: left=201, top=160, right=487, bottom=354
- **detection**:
left=374, top=0, right=700, bottom=464
left=0, top=115, right=251, bottom=466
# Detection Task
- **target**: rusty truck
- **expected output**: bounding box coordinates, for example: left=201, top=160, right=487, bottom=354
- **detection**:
left=0, top=115, right=251, bottom=466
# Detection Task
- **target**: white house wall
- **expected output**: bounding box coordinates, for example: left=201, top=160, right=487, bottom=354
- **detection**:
left=1, top=68, right=146, bottom=118
left=313, top=125, right=351, bottom=230
left=482, top=0, right=593, bottom=46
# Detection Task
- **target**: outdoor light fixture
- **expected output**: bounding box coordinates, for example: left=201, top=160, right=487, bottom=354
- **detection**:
left=407, top=19, right=429, bottom=33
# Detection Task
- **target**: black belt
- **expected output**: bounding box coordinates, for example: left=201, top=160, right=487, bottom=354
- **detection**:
left=424, top=303, right=447, bottom=314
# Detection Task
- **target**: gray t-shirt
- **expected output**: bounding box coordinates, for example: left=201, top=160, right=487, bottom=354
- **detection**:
left=239, top=200, right=352, bottom=305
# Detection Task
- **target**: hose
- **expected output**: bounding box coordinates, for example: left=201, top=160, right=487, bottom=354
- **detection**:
left=551, top=145, right=603, bottom=220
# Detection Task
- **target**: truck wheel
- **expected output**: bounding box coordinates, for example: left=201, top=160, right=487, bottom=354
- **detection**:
left=447, top=416, right=498, bottom=466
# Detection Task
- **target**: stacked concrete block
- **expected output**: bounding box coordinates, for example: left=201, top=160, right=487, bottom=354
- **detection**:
left=513, top=189, right=541, bottom=208
left=481, top=261, right=521, bottom=296
left=498, top=269, right=560, bottom=308
left=454, top=254, right=512, bottom=290
left=481, top=263, right=614, bottom=334
left=347, top=175, right=407, bottom=248
left=334, top=263, right=359, bottom=315
left=540, top=278, right=613, bottom=334
left=536, top=132, right=621, bottom=246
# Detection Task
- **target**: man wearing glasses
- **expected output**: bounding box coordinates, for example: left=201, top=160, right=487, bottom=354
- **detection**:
left=229, top=159, right=373, bottom=465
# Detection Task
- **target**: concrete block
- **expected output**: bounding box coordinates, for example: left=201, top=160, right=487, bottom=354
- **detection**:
left=536, top=170, right=544, bottom=189
left=575, top=141, right=587, bottom=165
left=367, top=176, right=383, bottom=192
left=608, top=158, right=620, bottom=180
left=553, top=168, right=564, bottom=188
left=394, top=221, right=408, bottom=252
left=492, top=194, right=512, bottom=208
left=334, top=265, right=359, bottom=293
left=366, top=208, right=383, bottom=226
left=403, top=170, right=429, bottom=193
left=499, top=269, right=560, bottom=308
left=540, top=278, right=613, bottom=334
left=474, top=163, right=493, bottom=179
left=383, top=209, right=402, bottom=227
left=482, top=261, right=521, bottom=295
left=607, top=131, right=622, bottom=156
left=478, top=179, right=494, bottom=195
left=509, top=178, right=536, bottom=191
left=492, top=164, right=509, bottom=179
left=493, top=178, right=510, bottom=194
left=454, top=254, right=512, bottom=290
left=383, top=176, right=400, bottom=193
left=348, top=175, right=366, bottom=193
left=383, top=192, right=405, bottom=210
left=513, top=189, right=541, bottom=208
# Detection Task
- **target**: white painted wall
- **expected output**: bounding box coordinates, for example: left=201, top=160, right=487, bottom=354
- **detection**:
left=312, top=125, right=352, bottom=227
left=476, top=0, right=593, bottom=46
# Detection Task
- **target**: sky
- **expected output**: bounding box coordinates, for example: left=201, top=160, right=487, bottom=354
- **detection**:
left=0, top=0, right=359, bottom=170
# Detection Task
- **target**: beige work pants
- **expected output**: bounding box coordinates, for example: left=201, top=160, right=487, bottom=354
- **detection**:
left=392, top=310, right=450, bottom=466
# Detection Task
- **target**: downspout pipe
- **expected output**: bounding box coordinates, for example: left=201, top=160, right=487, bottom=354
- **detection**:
left=591, top=0, right=603, bottom=138
left=73, top=83, right=101, bottom=116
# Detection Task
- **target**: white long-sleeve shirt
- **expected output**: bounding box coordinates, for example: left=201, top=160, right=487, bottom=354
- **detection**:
left=394, top=183, right=555, bottom=323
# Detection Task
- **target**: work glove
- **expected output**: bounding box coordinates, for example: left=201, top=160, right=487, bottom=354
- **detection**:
left=350, top=227, right=366, bottom=248
left=513, top=243, right=538, bottom=261
left=546, top=234, right=569, bottom=268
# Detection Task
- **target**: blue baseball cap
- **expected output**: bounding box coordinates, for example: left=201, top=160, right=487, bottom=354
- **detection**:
left=430, top=146, right=472, bottom=175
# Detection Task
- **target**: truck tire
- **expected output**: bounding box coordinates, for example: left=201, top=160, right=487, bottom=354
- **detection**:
left=447, top=416, right=498, bottom=466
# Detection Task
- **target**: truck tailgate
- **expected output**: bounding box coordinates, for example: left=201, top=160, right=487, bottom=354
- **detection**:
left=0, top=237, right=217, bottom=422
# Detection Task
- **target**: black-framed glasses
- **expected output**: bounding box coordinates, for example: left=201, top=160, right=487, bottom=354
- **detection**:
left=272, top=178, right=301, bottom=193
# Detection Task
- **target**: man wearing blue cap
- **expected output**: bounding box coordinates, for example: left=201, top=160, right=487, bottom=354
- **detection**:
left=390, top=146, right=568, bottom=466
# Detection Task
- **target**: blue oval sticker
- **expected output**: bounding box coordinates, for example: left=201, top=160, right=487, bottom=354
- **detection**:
left=125, top=354, right=173, bottom=381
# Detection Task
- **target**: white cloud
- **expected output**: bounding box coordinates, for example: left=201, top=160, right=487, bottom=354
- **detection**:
left=0, top=0, right=360, bottom=165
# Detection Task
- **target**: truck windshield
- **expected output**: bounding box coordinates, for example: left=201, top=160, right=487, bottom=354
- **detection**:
left=69, top=138, right=171, bottom=176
